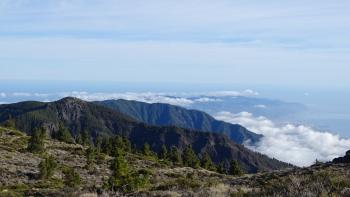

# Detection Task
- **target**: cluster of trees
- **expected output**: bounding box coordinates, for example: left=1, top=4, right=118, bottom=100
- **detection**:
left=27, top=124, right=243, bottom=192
left=53, top=124, right=74, bottom=144
left=27, top=126, right=81, bottom=188
left=75, top=130, right=244, bottom=176
left=157, top=144, right=243, bottom=176
left=106, top=143, right=150, bottom=192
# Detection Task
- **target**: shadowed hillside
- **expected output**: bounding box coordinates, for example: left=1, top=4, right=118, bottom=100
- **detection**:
left=95, top=99, right=261, bottom=144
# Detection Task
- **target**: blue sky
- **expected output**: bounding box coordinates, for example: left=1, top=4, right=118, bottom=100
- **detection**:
left=1, top=0, right=350, bottom=86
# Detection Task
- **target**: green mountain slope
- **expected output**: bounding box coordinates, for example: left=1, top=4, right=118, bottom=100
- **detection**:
left=95, top=99, right=261, bottom=144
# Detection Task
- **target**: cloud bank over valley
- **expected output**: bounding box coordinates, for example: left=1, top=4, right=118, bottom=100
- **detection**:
left=215, top=111, right=350, bottom=166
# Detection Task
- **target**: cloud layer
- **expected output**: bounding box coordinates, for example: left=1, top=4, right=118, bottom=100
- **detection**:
left=215, top=111, right=350, bottom=166
left=1, top=1, right=350, bottom=85
left=0, top=89, right=258, bottom=107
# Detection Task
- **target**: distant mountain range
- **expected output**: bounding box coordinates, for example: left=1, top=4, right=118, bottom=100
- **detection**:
left=95, top=99, right=261, bottom=144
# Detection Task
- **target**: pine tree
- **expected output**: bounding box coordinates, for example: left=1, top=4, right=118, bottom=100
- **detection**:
left=81, top=130, right=89, bottom=146
left=182, top=145, right=200, bottom=168
left=142, top=143, right=152, bottom=156
left=63, top=167, right=81, bottom=188
left=4, top=115, right=15, bottom=129
left=107, top=147, right=150, bottom=192
left=114, top=136, right=125, bottom=153
left=102, top=137, right=113, bottom=155
left=109, top=148, right=129, bottom=190
left=75, top=133, right=83, bottom=145
left=217, top=161, right=227, bottom=174
left=123, top=137, right=132, bottom=152
left=169, top=146, right=182, bottom=164
left=229, top=160, right=243, bottom=176
left=159, top=144, right=168, bottom=160
left=39, top=155, right=57, bottom=179
left=95, top=136, right=103, bottom=154
left=27, top=127, right=46, bottom=153
left=201, top=152, right=216, bottom=171
left=55, top=124, right=73, bottom=144
left=85, top=146, right=96, bottom=170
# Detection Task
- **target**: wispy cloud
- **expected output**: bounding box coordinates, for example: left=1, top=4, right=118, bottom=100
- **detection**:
left=199, top=90, right=259, bottom=97
left=1, top=0, right=350, bottom=48
left=215, top=111, right=350, bottom=166
left=254, top=104, right=267, bottom=109
left=1, top=1, right=350, bottom=85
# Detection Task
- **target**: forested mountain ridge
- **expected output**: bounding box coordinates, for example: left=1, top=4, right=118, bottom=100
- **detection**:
left=0, top=97, right=289, bottom=173
left=95, top=99, right=261, bottom=144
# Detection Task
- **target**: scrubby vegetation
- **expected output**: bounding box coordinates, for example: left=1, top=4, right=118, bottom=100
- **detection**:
left=1, top=126, right=350, bottom=196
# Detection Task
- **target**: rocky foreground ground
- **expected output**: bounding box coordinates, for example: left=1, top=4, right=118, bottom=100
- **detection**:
left=1, top=127, right=350, bottom=197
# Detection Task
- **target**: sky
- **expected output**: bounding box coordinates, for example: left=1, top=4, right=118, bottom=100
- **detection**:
left=1, top=0, right=350, bottom=86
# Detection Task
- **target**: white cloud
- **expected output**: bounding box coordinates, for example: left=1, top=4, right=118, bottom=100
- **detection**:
left=215, top=111, right=350, bottom=167
left=254, top=104, right=267, bottom=109
left=202, top=89, right=259, bottom=97
left=193, top=97, right=222, bottom=103
left=0, top=92, right=6, bottom=98
left=33, top=93, right=50, bottom=97
left=12, top=92, right=31, bottom=97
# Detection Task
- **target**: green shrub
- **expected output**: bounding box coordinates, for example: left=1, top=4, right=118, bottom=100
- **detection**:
left=39, top=155, right=57, bottom=180
left=169, top=146, right=182, bottom=165
left=330, top=175, right=350, bottom=190
left=3, top=116, right=15, bottom=129
left=107, top=149, right=150, bottom=192
left=230, top=188, right=246, bottom=197
left=142, top=142, right=156, bottom=157
left=85, top=146, right=96, bottom=170
left=54, top=124, right=74, bottom=144
left=229, top=160, right=243, bottom=176
left=63, top=167, right=81, bottom=188
left=27, top=127, right=46, bottom=153
left=182, top=145, right=200, bottom=169
left=201, top=152, right=216, bottom=171
left=159, top=144, right=168, bottom=160
left=175, top=174, right=201, bottom=189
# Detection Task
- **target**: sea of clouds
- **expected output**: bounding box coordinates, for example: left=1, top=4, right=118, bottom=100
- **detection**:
left=215, top=111, right=350, bottom=166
